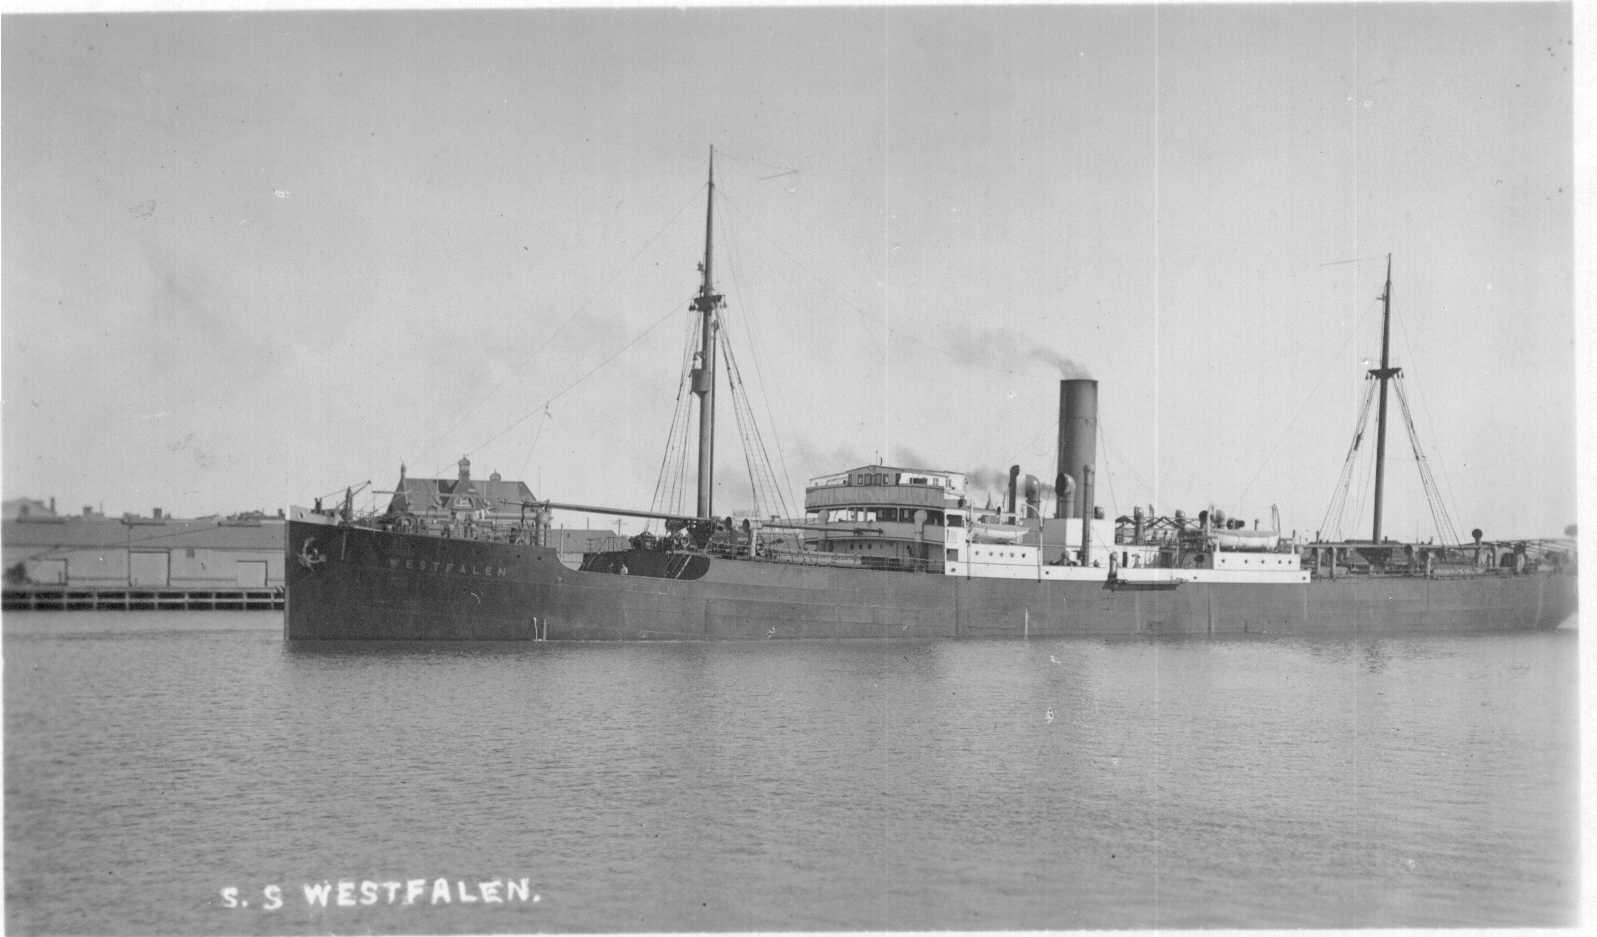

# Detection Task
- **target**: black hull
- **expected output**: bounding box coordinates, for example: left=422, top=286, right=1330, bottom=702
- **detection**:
left=284, top=521, right=1577, bottom=641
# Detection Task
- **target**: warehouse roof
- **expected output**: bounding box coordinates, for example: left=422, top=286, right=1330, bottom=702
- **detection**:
left=3, top=516, right=285, bottom=551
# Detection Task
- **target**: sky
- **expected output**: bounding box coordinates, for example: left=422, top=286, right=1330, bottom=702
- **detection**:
left=2, top=3, right=1583, bottom=542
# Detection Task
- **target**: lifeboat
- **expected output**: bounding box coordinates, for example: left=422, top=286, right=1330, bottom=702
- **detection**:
left=1209, top=529, right=1280, bottom=551
left=971, top=523, right=1030, bottom=544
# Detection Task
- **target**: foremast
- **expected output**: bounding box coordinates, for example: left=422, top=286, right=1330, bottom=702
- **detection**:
left=1368, top=253, right=1400, bottom=543
left=690, top=147, right=724, bottom=518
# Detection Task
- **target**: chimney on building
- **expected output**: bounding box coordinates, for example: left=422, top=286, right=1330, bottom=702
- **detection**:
left=153, top=507, right=164, bottom=520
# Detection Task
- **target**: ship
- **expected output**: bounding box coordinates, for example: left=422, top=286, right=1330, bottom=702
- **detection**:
left=284, top=153, right=1577, bottom=641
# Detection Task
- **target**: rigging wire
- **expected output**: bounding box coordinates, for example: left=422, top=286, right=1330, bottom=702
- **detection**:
left=1319, top=378, right=1377, bottom=538
left=1097, top=429, right=1121, bottom=522
left=1095, top=422, right=1155, bottom=505
left=1392, top=297, right=1467, bottom=539
left=1394, top=378, right=1463, bottom=545
left=716, top=184, right=1051, bottom=388
left=713, top=195, right=892, bottom=360
left=1235, top=322, right=1363, bottom=504
left=459, top=298, right=688, bottom=466
left=414, top=184, right=706, bottom=468
left=714, top=190, right=798, bottom=507
left=647, top=311, right=704, bottom=523
left=1319, top=253, right=1395, bottom=267
left=515, top=408, right=553, bottom=487
left=714, top=148, right=802, bottom=180
left=718, top=326, right=795, bottom=521
left=1348, top=414, right=1381, bottom=541
left=1315, top=274, right=1465, bottom=545
left=673, top=345, right=694, bottom=519
left=311, top=481, right=374, bottom=504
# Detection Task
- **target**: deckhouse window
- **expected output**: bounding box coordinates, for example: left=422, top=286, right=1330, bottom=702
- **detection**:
left=946, top=514, right=963, bottom=528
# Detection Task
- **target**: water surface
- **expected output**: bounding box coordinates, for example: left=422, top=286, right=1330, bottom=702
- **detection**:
left=4, top=612, right=1578, bottom=932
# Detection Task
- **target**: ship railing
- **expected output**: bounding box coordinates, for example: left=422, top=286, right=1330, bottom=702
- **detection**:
left=1303, top=546, right=1559, bottom=579
left=357, top=514, right=544, bottom=545
left=752, top=549, right=931, bottom=573
left=805, top=472, right=852, bottom=489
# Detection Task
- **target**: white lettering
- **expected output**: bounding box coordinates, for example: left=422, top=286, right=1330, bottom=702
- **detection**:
left=220, top=887, right=239, bottom=909
left=405, top=879, right=427, bottom=905
left=445, top=563, right=454, bottom=573
left=272, top=875, right=537, bottom=909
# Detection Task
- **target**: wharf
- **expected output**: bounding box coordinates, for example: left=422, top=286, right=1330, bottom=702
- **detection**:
left=3, top=587, right=283, bottom=612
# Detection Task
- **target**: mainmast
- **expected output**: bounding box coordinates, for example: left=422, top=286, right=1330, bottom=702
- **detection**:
left=1368, top=253, right=1400, bottom=543
left=689, top=146, right=724, bottom=518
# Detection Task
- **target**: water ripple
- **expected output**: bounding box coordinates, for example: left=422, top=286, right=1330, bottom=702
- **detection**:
left=4, top=614, right=1578, bottom=932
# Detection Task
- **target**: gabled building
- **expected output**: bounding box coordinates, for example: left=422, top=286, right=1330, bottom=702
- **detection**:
left=383, top=457, right=536, bottom=531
